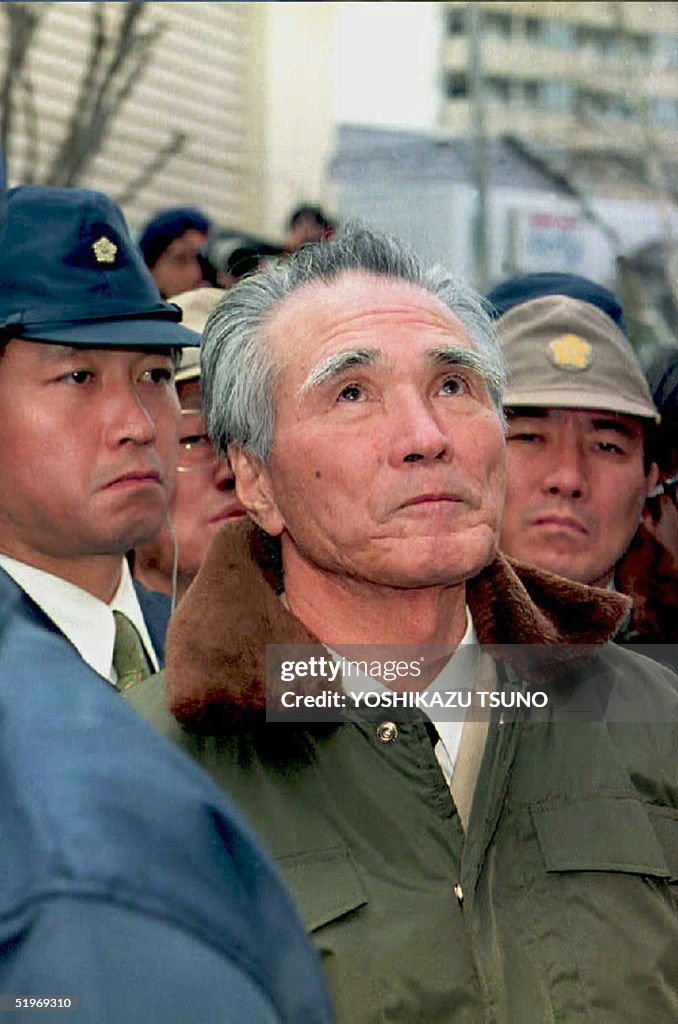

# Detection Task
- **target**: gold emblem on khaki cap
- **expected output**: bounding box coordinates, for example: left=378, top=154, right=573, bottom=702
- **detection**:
left=547, top=333, right=593, bottom=372
left=92, top=235, right=118, bottom=264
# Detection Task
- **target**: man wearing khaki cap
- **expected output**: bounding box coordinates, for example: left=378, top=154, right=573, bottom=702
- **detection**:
left=487, top=273, right=659, bottom=603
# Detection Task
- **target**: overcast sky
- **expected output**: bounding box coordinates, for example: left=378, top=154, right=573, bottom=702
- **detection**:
left=333, top=3, right=441, bottom=129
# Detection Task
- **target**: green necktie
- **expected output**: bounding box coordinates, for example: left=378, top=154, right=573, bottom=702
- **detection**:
left=112, top=610, right=152, bottom=691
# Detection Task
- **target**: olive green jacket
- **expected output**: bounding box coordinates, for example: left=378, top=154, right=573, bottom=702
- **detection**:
left=128, top=522, right=678, bottom=1023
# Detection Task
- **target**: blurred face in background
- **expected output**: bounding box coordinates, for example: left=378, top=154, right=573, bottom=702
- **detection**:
left=150, top=230, right=209, bottom=298
left=500, top=406, right=658, bottom=587
left=133, top=377, right=245, bottom=598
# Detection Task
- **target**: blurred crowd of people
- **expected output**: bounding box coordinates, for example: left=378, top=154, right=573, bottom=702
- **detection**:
left=137, top=202, right=336, bottom=298
left=0, top=173, right=676, bottom=1022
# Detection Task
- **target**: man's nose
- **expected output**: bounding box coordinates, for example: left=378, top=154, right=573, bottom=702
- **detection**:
left=212, top=452, right=235, bottom=490
left=105, top=383, right=157, bottom=446
left=388, top=393, right=451, bottom=466
left=540, top=439, right=589, bottom=500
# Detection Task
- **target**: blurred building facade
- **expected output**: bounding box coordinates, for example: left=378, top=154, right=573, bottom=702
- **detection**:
left=2, top=0, right=676, bottom=332
left=332, top=122, right=678, bottom=356
left=333, top=2, right=678, bottom=351
left=0, top=2, right=336, bottom=239
left=332, top=124, right=676, bottom=285
left=441, top=2, right=678, bottom=193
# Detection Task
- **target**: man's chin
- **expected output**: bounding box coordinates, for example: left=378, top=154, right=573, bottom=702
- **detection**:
left=367, top=534, right=498, bottom=589
left=524, top=552, right=609, bottom=588
left=101, top=513, right=170, bottom=555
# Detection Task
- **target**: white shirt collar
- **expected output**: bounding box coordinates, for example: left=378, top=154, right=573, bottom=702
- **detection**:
left=339, top=606, right=476, bottom=698
left=0, top=555, right=158, bottom=684
left=279, top=592, right=477, bottom=780
left=425, top=609, right=477, bottom=783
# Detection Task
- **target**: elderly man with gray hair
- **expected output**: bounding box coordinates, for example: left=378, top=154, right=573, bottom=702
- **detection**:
left=129, top=226, right=678, bottom=1023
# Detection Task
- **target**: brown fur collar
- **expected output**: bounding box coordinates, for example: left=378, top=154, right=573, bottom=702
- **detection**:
left=166, top=518, right=630, bottom=730
left=616, top=522, right=678, bottom=644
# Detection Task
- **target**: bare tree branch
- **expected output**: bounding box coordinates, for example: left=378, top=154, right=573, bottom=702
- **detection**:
left=1, top=4, right=43, bottom=171
left=97, top=23, right=163, bottom=141
left=114, top=130, right=187, bottom=207
left=19, top=69, right=39, bottom=183
left=503, top=133, right=624, bottom=253
left=1, top=1, right=183, bottom=200
left=44, top=3, right=108, bottom=184
left=87, top=3, right=140, bottom=124
left=45, top=2, right=163, bottom=187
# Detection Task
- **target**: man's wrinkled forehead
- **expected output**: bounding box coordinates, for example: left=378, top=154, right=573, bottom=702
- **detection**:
left=265, top=271, right=474, bottom=374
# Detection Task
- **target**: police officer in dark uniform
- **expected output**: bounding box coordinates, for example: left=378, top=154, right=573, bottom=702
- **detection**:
left=0, top=186, right=197, bottom=684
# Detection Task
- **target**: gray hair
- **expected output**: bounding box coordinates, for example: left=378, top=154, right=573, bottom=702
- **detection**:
left=201, top=224, right=505, bottom=462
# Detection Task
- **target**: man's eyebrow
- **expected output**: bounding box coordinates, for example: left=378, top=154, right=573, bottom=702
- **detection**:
left=427, top=346, right=492, bottom=380
left=299, top=345, right=495, bottom=395
left=299, top=348, right=381, bottom=393
left=590, top=416, right=640, bottom=439
left=38, top=345, right=82, bottom=361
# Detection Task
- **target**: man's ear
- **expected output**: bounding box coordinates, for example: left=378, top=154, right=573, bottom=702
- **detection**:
left=647, top=461, right=660, bottom=496
left=228, top=443, right=285, bottom=537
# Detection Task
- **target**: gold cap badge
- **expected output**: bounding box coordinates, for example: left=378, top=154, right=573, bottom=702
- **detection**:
left=547, top=333, right=593, bottom=371
left=92, top=235, right=118, bottom=264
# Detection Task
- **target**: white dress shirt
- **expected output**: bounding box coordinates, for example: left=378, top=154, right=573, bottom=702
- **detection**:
left=0, top=555, right=158, bottom=685
left=424, top=609, right=477, bottom=785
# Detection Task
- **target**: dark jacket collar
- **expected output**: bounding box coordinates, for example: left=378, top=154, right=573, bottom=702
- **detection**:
left=134, top=580, right=171, bottom=667
left=165, top=519, right=630, bottom=730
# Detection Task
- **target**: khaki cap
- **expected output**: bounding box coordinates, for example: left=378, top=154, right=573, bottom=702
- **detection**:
left=497, top=295, right=659, bottom=422
left=168, top=287, right=224, bottom=383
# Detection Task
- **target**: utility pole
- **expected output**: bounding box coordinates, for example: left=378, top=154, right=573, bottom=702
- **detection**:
left=468, top=2, right=490, bottom=290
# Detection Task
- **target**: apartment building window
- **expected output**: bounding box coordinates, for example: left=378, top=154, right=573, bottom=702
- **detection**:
left=576, top=88, right=596, bottom=116
left=576, top=25, right=618, bottom=57
left=577, top=88, right=633, bottom=121
left=523, top=80, right=539, bottom=106
left=445, top=71, right=468, bottom=99
left=607, top=96, right=633, bottom=121
left=628, top=33, right=651, bottom=58
left=485, top=76, right=511, bottom=104
left=524, top=17, right=542, bottom=41
left=484, top=11, right=512, bottom=38
left=446, top=8, right=466, bottom=36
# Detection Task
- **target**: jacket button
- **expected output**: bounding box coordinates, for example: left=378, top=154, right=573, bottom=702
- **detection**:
left=453, top=883, right=464, bottom=906
left=377, top=721, right=398, bottom=743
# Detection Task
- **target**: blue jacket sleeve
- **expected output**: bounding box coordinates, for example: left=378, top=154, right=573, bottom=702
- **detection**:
left=0, top=898, right=281, bottom=1024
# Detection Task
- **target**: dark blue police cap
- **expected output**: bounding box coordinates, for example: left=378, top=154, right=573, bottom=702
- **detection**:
left=486, top=272, right=627, bottom=335
left=0, top=186, right=200, bottom=349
